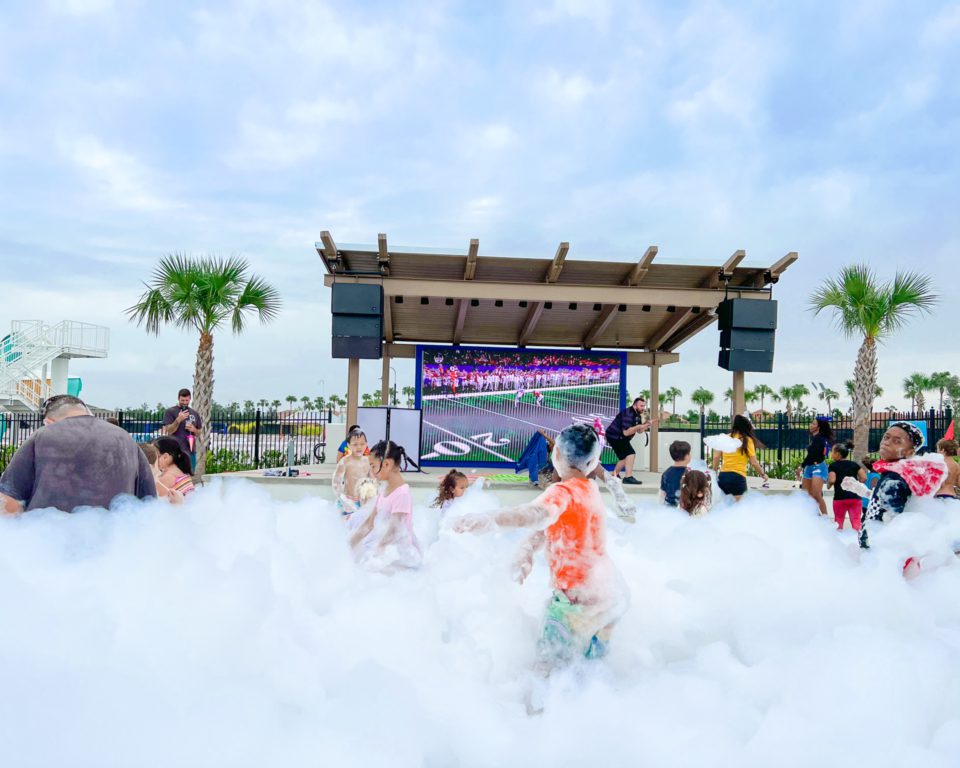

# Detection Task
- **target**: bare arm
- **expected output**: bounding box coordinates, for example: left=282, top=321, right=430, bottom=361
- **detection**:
left=712, top=452, right=721, bottom=472
left=1, top=493, right=22, bottom=515
left=749, top=456, right=768, bottom=480
left=332, top=460, right=347, bottom=501
left=455, top=494, right=561, bottom=534
left=827, top=471, right=836, bottom=490
left=349, top=508, right=377, bottom=549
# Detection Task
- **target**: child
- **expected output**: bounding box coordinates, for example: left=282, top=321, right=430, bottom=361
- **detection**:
left=841, top=422, right=948, bottom=549
left=349, top=440, right=421, bottom=570
left=678, top=469, right=711, bottom=516
left=333, top=429, right=374, bottom=516
left=827, top=441, right=866, bottom=531
left=660, top=440, right=691, bottom=507
left=861, top=457, right=881, bottom=513
left=935, top=439, right=959, bottom=500
left=336, top=424, right=365, bottom=462
left=432, top=469, right=471, bottom=512
left=152, top=437, right=193, bottom=503
left=455, top=424, right=628, bottom=672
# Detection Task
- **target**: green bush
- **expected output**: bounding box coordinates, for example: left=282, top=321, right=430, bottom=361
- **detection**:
left=0, top=445, right=17, bottom=474
left=205, top=449, right=256, bottom=474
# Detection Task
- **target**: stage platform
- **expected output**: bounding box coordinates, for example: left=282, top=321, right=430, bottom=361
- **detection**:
left=206, top=464, right=799, bottom=505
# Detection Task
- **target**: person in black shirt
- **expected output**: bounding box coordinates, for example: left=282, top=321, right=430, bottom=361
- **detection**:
left=605, top=397, right=656, bottom=485
left=800, top=417, right=834, bottom=516
left=161, top=388, right=202, bottom=474
left=660, top=440, right=691, bottom=506
left=827, top=441, right=865, bottom=531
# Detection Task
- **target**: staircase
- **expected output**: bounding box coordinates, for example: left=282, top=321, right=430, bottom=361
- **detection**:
left=0, top=321, right=109, bottom=412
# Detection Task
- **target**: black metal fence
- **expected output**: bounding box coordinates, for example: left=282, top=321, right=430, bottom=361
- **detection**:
left=667, top=408, right=954, bottom=477
left=0, top=409, right=335, bottom=474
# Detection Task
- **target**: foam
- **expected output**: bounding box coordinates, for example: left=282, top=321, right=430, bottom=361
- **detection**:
left=1, top=480, right=960, bottom=767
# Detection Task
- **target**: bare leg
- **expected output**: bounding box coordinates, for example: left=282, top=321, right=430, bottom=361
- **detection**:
left=623, top=453, right=637, bottom=478
left=808, top=477, right=827, bottom=516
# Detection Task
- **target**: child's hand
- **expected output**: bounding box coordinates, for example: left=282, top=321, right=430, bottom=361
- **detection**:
left=616, top=504, right=637, bottom=524
left=511, top=552, right=534, bottom=584
left=454, top=513, right=494, bottom=534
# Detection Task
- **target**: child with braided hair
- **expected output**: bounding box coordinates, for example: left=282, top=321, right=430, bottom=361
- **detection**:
left=349, top=440, right=421, bottom=570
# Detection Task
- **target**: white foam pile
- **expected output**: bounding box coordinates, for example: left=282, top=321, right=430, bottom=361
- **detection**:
left=2, top=480, right=960, bottom=767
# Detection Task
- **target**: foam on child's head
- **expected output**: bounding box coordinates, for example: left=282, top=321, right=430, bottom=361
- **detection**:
left=553, top=423, right=601, bottom=475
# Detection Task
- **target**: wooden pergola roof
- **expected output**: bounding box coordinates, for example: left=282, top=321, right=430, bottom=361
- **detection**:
left=318, top=231, right=796, bottom=355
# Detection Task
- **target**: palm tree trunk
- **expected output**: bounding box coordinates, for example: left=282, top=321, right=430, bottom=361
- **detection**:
left=193, top=331, right=214, bottom=477
left=852, top=336, right=877, bottom=462
left=916, top=392, right=926, bottom=413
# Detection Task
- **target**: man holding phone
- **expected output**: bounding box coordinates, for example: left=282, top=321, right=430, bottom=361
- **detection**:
left=605, top=396, right=657, bottom=484
left=162, top=388, right=202, bottom=473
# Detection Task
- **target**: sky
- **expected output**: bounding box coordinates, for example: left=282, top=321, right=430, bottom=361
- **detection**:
left=1, top=0, right=958, bottom=413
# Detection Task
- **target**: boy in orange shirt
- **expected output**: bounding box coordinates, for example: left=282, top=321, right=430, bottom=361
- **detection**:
left=456, top=423, right=628, bottom=668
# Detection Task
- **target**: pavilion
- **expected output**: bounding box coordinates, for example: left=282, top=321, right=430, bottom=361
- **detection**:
left=317, top=232, right=796, bottom=471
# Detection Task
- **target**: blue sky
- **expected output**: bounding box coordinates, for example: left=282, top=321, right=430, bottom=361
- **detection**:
left=1, top=0, right=958, bottom=412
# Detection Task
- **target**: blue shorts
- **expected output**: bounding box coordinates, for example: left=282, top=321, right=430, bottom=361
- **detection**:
left=802, top=462, right=828, bottom=481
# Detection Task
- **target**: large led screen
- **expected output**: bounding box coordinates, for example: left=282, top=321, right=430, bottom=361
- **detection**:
left=416, top=345, right=626, bottom=467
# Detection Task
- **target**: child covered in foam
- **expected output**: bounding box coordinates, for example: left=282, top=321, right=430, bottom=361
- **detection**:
left=455, top=423, right=628, bottom=670
left=348, top=440, right=422, bottom=571
left=332, top=429, right=374, bottom=517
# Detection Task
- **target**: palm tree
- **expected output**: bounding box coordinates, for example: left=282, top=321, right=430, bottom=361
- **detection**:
left=902, top=372, right=931, bottom=412
left=819, top=387, right=839, bottom=412
left=691, top=387, right=714, bottom=416
left=243, top=399, right=255, bottom=415
left=946, top=376, right=960, bottom=410
left=257, top=398, right=269, bottom=411
left=791, top=384, right=811, bottom=414
left=127, top=254, right=280, bottom=475
left=300, top=395, right=312, bottom=411
left=313, top=396, right=327, bottom=412
left=402, top=386, right=416, bottom=407
left=752, top=384, right=775, bottom=414
left=929, top=371, right=954, bottom=411
left=811, top=265, right=936, bottom=459
left=775, top=385, right=795, bottom=416
left=845, top=379, right=883, bottom=399
left=662, top=386, right=682, bottom=417
left=270, top=399, right=282, bottom=412
left=723, top=387, right=733, bottom=403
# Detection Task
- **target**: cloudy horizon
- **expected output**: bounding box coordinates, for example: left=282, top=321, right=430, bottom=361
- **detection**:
left=2, top=0, right=958, bottom=414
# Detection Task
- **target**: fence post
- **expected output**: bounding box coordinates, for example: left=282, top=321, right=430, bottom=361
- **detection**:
left=699, top=410, right=706, bottom=460
left=254, top=409, right=261, bottom=468
left=117, top=409, right=124, bottom=429
left=777, top=411, right=784, bottom=465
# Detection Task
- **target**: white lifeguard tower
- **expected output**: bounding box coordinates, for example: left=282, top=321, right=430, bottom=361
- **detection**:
left=0, top=320, right=109, bottom=412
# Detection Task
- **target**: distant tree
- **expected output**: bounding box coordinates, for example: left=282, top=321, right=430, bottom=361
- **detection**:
left=299, top=395, right=312, bottom=410
left=819, top=388, right=840, bottom=412
left=663, top=386, right=682, bottom=415
left=929, top=371, right=954, bottom=411
left=243, top=399, right=255, bottom=415
left=751, top=384, right=775, bottom=413
left=313, top=396, right=326, bottom=412
left=902, top=372, right=931, bottom=412
left=402, top=386, right=415, bottom=407
left=791, top=384, right=812, bottom=413
left=270, top=399, right=282, bottom=412
left=285, top=395, right=297, bottom=409
left=257, top=398, right=269, bottom=410
left=691, top=387, right=714, bottom=416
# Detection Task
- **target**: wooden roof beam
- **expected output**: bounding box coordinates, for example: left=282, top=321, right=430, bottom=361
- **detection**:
left=452, top=300, right=468, bottom=345
left=377, top=233, right=390, bottom=276
left=626, top=246, right=658, bottom=286
left=751, top=251, right=798, bottom=288
left=647, top=308, right=695, bottom=350
left=383, top=296, right=394, bottom=343
left=662, top=311, right=718, bottom=351
left=319, top=230, right=339, bottom=273
left=464, top=238, right=479, bottom=280
left=519, top=302, right=545, bottom=346
left=705, top=249, right=746, bottom=288
left=545, top=242, right=569, bottom=283
left=582, top=304, right=617, bottom=349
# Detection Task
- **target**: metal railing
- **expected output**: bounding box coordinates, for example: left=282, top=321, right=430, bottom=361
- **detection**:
left=0, top=408, right=336, bottom=475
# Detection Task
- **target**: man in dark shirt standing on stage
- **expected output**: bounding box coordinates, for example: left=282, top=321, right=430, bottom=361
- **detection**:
left=605, top=396, right=656, bottom=484
left=162, top=388, right=202, bottom=474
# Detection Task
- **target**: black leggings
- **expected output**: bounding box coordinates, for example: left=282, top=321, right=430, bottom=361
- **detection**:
left=718, top=472, right=747, bottom=496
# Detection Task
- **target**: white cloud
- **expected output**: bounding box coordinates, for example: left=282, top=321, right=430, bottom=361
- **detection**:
left=533, top=0, right=613, bottom=30
left=537, top=70, right=598, bottom=106
left=921, top=4, right=960, bottom=46
left=57, top=135, right=179, bottom=212
left=48, top=0, right=114, bottom=16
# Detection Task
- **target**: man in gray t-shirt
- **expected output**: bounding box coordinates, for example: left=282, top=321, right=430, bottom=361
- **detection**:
left=0, top=395, right=156, bottom=513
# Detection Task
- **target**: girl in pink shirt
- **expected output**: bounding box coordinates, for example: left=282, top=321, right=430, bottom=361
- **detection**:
left=349, top=440, right=421, bottom=570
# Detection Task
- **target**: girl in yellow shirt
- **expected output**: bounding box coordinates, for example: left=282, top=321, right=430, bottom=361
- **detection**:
left=712, top=415, right=769, bottom=501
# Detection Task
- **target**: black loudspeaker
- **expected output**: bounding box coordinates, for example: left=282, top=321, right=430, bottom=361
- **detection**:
left=333, top=337, right=382, bottom=359
left=718, top=298, right=777, bottom=372
left=332, top=283, right=383, bottom=360
left=717, top=299, right=777, bottom=331
left=719, top=348, right=775, bottom=372
left=720, top=328, right=776, bottom=353
left=332, top=283, right=383, bottom=315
